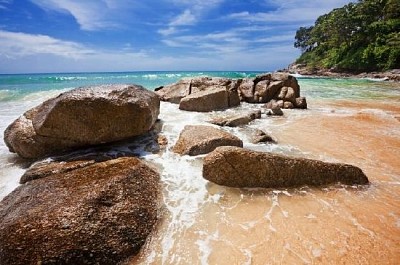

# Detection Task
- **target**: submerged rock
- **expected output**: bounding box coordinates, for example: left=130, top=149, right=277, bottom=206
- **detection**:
left=250, top=129, right=276, bottom=144
left=4, top=84, right=160, bottom=159
left=0, top=157, right=160, bottom=265
left=173, top=125, right=243, bottom=156
left=203, top=146, right=369, bottom=188
left=209, top=110, right=262, bottom=127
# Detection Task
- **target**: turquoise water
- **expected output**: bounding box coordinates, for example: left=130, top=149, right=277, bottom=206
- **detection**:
left=0, top=71, right=260, bottom=101
left=1, top=71, right=399, bottom=103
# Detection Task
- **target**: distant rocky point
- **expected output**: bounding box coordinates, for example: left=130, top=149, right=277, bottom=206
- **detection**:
left=281, top=64, right=400, bottom=82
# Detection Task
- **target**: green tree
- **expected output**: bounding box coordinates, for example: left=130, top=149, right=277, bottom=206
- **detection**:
left=294, top=0, right=400, bottom=72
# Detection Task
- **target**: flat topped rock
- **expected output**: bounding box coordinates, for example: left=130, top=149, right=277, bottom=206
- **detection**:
left=4, top=84, right=160, bottom=159
left=0, top=157, right=160, bottom=265
left=203, top=146, right=369, bottom=188
left=172, top=125, right=243, bottom=156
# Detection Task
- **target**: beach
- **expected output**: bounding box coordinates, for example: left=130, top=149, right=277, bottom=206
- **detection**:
left=1, top=72, right=400, bottom=264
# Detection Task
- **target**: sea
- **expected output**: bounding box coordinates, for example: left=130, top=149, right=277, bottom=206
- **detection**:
left=0, top=71, right=399, bottom=264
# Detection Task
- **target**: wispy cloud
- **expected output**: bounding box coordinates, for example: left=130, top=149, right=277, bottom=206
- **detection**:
left=169, top=9, right=196, bottom=26
left=30, top=0, right=131, bottom=30
left=0, top=0, right=12, bottom=9
left=0, top=30, right=96, bottom=59
left=227, top=0, right=354, bottom=24
left=158, top=0, right=224, bottom=36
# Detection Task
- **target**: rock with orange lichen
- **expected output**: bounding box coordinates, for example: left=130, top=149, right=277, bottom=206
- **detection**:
left=0, top=157, right=160, bottom=265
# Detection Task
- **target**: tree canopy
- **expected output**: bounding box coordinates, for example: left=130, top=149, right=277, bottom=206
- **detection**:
left=294, top=0, right=400, bottom=73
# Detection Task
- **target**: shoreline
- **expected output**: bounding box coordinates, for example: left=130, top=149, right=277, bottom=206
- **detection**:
left=278, top=65, right=400, bottom=82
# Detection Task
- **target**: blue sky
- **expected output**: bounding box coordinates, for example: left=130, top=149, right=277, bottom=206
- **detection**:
left=0, top=0, right=352, bottom=73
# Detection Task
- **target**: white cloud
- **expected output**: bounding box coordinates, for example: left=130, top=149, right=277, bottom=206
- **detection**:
left=158, top=27, right=180, bottom=36
left=0, top=30, right=95, bottom=59
left=30, top=0, right=126, bottom=30
left=228, top=0, right=354, bottom=24
left=159, top=0, right=224, bottom=36
left=170, top=9, right=196, bottom=26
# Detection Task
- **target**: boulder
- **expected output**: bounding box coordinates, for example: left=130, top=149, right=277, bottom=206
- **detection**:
left=172, top=125, right=243, bottom=156
left=295, top=97, right=308, bottom=109
left=155, top=78, right=192, bottom=103
left=237, top=79, right=255, bottom=103
left=156, top=77, right=240, bottom=111
left=0, top=157, right=160, bottom=265
left=250, top=129, right=276, bottom=144
left=179, top=86, right=231, bottom=112
left=4, top=84, right=160, bottom=159
left=203, top=146, right=369, bottom=188
left=265, top=100, right=284, bottom=116
left=209, top=110, right=261, bottom=127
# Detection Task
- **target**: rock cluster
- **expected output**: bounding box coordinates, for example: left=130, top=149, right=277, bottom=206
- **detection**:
left=0, top=157, right=160, bottom=265
left=237, top=73, right=306, bottom=109
left=203, top=146, right=369, bottom=188
left=156, top=73, right=307, bottom=112
left=4, top=84, right=160, bottom=159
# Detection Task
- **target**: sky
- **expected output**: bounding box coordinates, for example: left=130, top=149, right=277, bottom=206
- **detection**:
left=0, top=0, right=353, bottom=73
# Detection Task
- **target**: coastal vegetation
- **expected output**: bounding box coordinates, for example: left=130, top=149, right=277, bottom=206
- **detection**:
left=294, top=0, right=400, bottom=73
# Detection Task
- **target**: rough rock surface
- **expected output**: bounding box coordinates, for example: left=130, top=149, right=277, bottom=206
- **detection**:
left=0, top=157, right=160, bottom=265
left=173, top=125, right=243, bottom=156
left=250, top=129, right=276, bottom=144
left=265, top=100, right=284, bottom=116
left=156, top=73, right=307, bottom=110
left=209, top=110, right=261, bottom=127
left=203, top=146, right=369, bottom=188
left=156, top=77, right=241, bottom=111
left=4, top=84, right=160, bottom=159
left=179, top=86, right=233, bottom=112
left=237, top=73, right=304, bottom=108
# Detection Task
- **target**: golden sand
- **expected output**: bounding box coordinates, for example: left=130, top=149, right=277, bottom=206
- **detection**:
left=131, top=98, right=400, bottom=265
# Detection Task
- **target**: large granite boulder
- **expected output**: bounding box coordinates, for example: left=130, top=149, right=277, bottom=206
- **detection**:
left=203, top=146, right=369, bottom=188
left=4, top=84, right=160, bottom=159
left=156, top=77, right=241, bottom=112
left=173, top=125, right=243, bottom=156
left=179, top=86, right=232, bottom=112
left=0, top=157, right=160, bottom=265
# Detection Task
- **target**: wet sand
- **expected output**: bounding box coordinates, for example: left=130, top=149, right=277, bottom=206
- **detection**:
left=130, top=97, right=400, bottom=265
left=2, top=74, right=398, bottom=264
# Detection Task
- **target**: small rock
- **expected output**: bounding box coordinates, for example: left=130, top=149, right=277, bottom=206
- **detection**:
left=173, top=125, right=243, bottom=156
